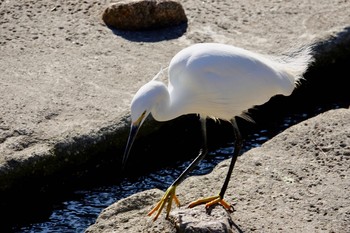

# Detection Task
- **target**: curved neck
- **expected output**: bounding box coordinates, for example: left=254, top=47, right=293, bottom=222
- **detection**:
left=151, top=91, right=174, bottom=122
left=151, top=86, right=188, bottom=122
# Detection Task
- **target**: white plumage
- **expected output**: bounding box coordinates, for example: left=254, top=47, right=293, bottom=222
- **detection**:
left=131, top=42, right=312, bottom=122
left=124, top=42, right=313, bottom=221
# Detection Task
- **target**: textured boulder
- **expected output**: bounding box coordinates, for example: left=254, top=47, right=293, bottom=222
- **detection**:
left=102, top=0, right=188, bottom=30
left=86, top=108, right=350, bottom=233
left=170, top=206, right=235, bottom=233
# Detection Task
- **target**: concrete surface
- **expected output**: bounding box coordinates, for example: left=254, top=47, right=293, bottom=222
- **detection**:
left=0, top=0, right=350, bottom=230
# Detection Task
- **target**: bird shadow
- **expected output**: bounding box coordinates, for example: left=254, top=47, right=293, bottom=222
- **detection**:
left=230, top=220, right=244, bottom=233
left=108, top=22, right=188, bottom=42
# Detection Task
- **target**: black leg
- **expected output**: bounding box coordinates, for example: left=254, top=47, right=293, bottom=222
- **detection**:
left=219, top=117, right=243, bottom=198
left=148, top=117, right=210, bottom=220
left=172, top=117, right=208, bottom=186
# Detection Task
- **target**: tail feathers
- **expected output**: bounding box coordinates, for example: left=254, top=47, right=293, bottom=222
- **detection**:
left=277, top=45, right=314, bottom=84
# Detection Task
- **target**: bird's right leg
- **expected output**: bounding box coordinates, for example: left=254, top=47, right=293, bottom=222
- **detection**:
left=188, top=118, right=242, bottom=212
left=148, top=117, right=208, bottom=221
left=147, top=184, right=180, bottom=220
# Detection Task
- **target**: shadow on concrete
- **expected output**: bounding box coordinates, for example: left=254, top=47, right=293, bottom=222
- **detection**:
left=109, top=22, right=188, bottom=42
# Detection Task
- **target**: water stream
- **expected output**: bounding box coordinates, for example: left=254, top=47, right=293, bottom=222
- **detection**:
left=13, top=101, right=347, bottom=233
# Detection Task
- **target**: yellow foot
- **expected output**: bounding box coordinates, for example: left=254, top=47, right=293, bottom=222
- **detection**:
left=147, top=185, right=180, bottom=221
left=188, top=195, right=234, bottom=212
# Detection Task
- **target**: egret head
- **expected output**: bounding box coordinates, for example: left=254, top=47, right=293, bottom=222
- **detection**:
left=122, top=80, right=169, bottom=168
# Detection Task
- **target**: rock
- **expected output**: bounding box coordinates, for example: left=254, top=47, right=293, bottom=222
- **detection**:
left=86, top=108, right=350, bottom=232
left=85, top=189, right=177, bottom=233
left=102, top=0, right=188, bottom=30
left=170, top=206, right=237, bottom=233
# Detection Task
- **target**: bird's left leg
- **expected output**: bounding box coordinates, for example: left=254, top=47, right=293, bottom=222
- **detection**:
left=188, top=118, right=242, bottom=212
left=148, top=117, right=209, bottom=221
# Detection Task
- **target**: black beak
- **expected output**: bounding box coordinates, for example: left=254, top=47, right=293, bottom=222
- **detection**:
left=122, top=123, right=140, bottom=169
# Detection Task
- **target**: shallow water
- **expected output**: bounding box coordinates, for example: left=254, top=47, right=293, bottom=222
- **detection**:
left=12, top=102, right=346, bottom=233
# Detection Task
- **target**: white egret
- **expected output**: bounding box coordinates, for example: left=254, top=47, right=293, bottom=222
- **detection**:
left=123, top=42, right=313, bottom=221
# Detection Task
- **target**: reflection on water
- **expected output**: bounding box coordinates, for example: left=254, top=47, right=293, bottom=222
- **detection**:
left=13, top=103, right=346, bottom=232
